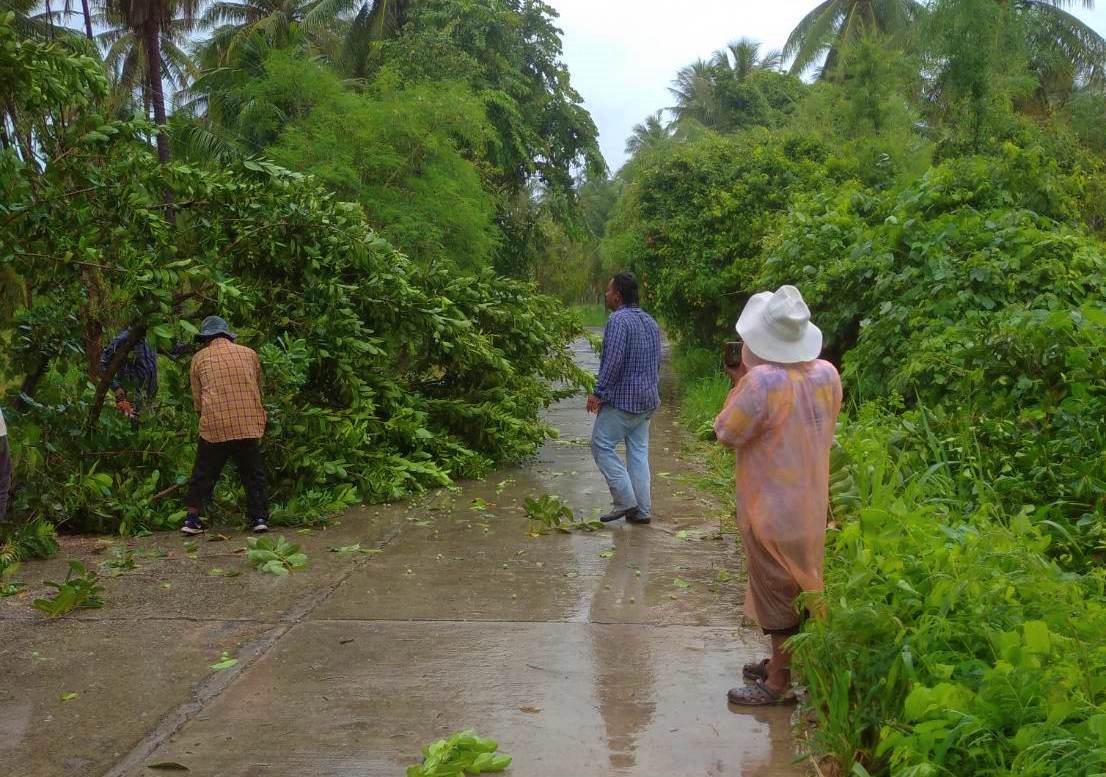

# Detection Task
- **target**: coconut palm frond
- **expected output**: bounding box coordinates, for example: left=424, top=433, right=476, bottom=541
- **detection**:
left=783, top=0, right=841, bottom=73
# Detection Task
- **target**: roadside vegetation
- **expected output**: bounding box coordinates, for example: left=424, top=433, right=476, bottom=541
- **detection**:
left=593, top=1, right=1106, bottom=774
left=0, top=2, right=601, bottom=557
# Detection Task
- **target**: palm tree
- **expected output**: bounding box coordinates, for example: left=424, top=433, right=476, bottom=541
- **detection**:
left=783, top=0, right=921, bottom=77
left=668, top=58, right=720, bottom=127
left=201, top=0, right=324, bottom=61
left=625, top=111, right=671, bottom=156
left=1018, top=0, right=1106, bottom=88
left=101, top=0, right=202, bottom=163
left=198, top=0, right=413, bottom=74
left=712, top=38, right=783, bottom=81
left=98, top=11, right=196, bottom=116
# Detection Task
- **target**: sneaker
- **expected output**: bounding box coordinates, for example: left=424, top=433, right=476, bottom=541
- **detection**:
left=180, top=515, right=206, bottom=535
left=600, top=506, right=638, bottom=523
left=250, top=517, right=269, bottom=534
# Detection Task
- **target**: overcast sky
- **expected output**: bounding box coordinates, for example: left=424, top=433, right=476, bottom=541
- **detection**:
left=546, top=0, right=1106, bottom=171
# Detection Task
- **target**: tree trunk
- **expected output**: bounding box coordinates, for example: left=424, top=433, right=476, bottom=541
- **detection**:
left=81, top=267, right=105, bottom=381
left=81, top=0, right=93, bottom=40
left=87, top=325, right=147, bottom=432
left=143, top=19, right=171, bottom=165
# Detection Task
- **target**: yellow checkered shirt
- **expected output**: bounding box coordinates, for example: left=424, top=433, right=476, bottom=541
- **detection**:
left=190, top=338, right=267, bottom=443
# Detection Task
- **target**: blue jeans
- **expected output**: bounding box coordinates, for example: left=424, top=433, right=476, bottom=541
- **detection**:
left=591, top=406, right=654, bottom=517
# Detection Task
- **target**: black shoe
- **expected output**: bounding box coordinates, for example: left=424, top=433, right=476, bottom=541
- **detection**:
left=180, top=515, right=206, bottom=535
left=251, top=517, right=269, bottom=534
left=599, top=506, right=638, bottom=523
left=627, top=512, right=652, bottom=525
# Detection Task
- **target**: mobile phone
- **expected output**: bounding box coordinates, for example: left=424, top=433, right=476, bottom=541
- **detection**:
left=723, top=340, right=743, bottom=368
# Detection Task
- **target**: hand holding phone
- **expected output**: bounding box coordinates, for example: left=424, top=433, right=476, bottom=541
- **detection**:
left=723, top=340, right=743, bottom=368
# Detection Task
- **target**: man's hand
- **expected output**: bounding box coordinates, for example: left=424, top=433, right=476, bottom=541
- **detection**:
left=586, top=394, right=602, bottom=414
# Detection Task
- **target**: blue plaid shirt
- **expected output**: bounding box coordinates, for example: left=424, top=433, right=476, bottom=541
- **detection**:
left=595, top=306, right=661, bottom=414
left=100, top=329, right=159, bottom=398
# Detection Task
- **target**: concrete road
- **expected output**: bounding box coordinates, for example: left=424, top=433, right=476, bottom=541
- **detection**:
left=0, top=336, right=804, bottom=777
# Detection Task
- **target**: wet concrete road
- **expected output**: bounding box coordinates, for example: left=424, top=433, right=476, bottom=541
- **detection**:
left=0, top=337, right=804, bottom=777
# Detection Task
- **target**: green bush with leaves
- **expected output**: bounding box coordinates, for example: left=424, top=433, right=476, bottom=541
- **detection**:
left=602, top=129, right=840, bottom=344
left=793, top=410, right=1106, bottom=776
left=755, top=145, right=1106, bottom=559
left=0, top=16, right=587, bottom=534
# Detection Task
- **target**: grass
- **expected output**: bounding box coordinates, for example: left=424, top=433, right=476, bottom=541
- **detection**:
left=671, top=345, right=737, bottom=532
left=571, top=303, right=607, bottom=328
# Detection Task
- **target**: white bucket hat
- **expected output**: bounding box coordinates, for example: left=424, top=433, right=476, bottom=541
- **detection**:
left=735, top=285, right=822, bottom=364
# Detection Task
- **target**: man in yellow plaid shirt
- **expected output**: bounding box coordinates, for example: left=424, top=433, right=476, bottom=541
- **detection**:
left=181, top=316, right=270, bottom=535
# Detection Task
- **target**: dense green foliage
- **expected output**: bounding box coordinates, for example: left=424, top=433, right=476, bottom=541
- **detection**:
left=796, top=412, right=1106, bottom=776
left=185, top=0, right=603, bottom=279
left=0, top=10, right=588, bottom=535
left=603, top=2, right=1106, bottom=774
left=603, top=130, right=837, bottom=343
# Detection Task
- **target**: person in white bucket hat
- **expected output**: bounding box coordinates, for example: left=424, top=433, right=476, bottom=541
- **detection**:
left=713, top=285, right=842, bottom=706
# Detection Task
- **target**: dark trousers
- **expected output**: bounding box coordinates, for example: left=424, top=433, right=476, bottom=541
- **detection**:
left=186, top=438, right=269, bottom=521
left=0, top=436, right=10, bottom=523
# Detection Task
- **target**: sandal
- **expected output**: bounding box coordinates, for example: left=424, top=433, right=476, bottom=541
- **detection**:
left=742, top=658, right=770, bottom=681
left=727, top=679, right=795, bottom=706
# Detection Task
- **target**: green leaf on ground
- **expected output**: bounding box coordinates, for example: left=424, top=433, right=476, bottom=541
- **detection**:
left=673, top=577, right=691, bottom=590
left=407, top=729, right=512, bottom=777
left=599, top=549, right=614, bottom=559
left=209, top=652, right=238, bottom=671
left=32, top=561, right=104, bottom=616
left=60, top=692, right=78, bottom=701
left=246, top=536, right=307, bottom=575
left=1, top=582, right=26, bottom=597
left=329, top=544, right=383, bottom=555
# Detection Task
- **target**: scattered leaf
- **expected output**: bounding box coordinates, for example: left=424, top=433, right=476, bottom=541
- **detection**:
left=1, top=582, right=26, bottom=597
left=598, top=549, right=614, bottom=559
left=673, top=577, right=691, bottom=590
left=147, top=762, right=190, bottom=771
left=60, top=692, right=78, bottom=702
left=209, top=652, right=238, bottom=671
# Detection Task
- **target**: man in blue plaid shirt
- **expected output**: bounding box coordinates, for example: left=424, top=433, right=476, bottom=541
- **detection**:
left=587, top=272, right=661, bottom=524
left=100, top=328, right=159, bottom=419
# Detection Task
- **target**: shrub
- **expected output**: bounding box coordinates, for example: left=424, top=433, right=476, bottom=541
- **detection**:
left=794, top=411, right=1106, bottom=776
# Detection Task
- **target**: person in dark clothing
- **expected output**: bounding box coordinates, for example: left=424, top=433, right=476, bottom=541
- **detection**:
left=100, top=328, right=158, bottom=418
